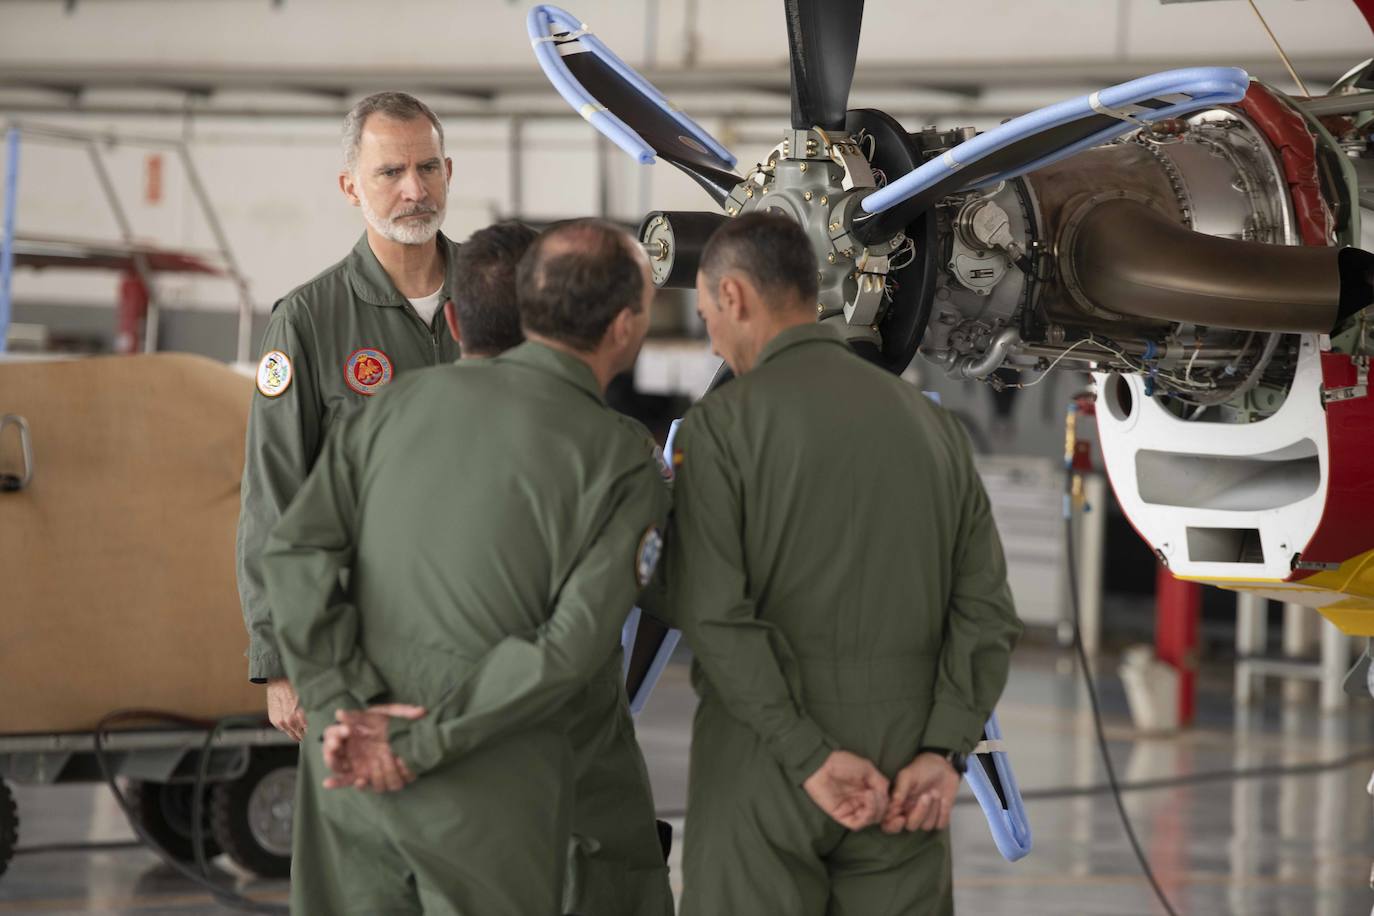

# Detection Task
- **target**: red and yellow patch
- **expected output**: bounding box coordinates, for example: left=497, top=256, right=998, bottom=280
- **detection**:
left=345, top=347, right=394, bottom=395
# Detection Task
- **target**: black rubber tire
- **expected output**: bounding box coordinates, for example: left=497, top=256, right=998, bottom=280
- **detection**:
left=210, top=746, right=296, bottom=879
left=0, top=778, right=17, bottom=879
left=124, top=779, right=221, bottom=863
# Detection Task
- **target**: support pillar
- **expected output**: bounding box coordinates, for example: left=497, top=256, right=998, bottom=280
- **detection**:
left=1320, top=621, right=1352, bottom=712
left=1156, top=567, right=1200, bottom=727
left=1234, top=592, right=1267, bottom=706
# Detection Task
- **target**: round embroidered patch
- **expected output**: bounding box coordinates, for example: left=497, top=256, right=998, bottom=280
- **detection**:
left=636, top=526, right=663, bottom=588
left=345, top=348, right=394, bottom=395
left=256, top=350, right=293, bottom=398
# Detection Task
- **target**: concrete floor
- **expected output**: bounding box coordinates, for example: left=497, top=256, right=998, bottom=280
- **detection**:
left=3, top=643, right=1373, bottom=915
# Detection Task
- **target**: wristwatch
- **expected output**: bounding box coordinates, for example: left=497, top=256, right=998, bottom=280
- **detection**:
left=918, top=746, right=968, bottom=775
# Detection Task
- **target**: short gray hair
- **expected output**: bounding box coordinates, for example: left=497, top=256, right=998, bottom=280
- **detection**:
left=341, top=92, right=445, bottom=174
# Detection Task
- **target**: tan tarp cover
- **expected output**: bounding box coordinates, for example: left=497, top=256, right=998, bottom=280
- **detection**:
left=0, top=353, right=264, bottom=735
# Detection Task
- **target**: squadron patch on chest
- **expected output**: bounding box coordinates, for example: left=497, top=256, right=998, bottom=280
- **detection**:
left=256, top=350, right=293, bottom=398
left=636, top=526, right=664, bottom=588
left=345, top=347, right=394, bottom=395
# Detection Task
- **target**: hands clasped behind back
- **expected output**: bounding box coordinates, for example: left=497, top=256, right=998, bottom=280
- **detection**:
left=802, top=749, right=959, bottom=833
left=319, top=703, right=427, bottom=793
left=881, top=752, right=960, bottom=834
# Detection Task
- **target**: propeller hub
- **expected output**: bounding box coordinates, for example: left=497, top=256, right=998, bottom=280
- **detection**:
left=718, top=128, right=904, bottom=348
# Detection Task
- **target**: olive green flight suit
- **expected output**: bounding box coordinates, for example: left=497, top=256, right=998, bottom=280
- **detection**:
left=237, top=231, right=464, bottom=683
left=665, top=323, right=1022, bottom=916
left=262, top=342, right=671, bottom=916
left=562, top=649, right=675, bottom=916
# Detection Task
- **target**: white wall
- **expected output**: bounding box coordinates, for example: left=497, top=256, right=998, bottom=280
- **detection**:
left=1, top=0, right=1369, bottom=318
left=0, top=113, right=721, bottom=313
left=2, top=0, right=1367, bottom=70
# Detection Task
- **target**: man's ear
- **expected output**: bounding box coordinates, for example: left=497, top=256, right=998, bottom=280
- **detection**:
left=610, top=305, right=637, bottom=350
left=444, top=157, right=454, bottom=185
left=719, top=274, right=751, bottom=322
left=443, top=300, right=462, bottom=346
left=339, top=170, right=360, bottom=207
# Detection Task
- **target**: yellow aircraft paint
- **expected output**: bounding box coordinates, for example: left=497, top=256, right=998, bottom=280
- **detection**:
left=1174, top=547, right=1374, bottom=636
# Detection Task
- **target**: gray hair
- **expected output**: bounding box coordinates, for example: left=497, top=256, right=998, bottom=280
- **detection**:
left=341, top=92, right=445, bottom=174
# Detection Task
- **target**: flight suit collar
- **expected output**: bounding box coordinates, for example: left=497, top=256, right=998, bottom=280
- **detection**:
left=756, top=321, right=847, bottom=367
left=345, top=231, right=461, bottom=307
left=503, top=340, right=605, bottom=404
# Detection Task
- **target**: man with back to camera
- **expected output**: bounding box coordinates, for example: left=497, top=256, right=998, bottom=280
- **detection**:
left=237, top=91, right=464, bottom=737
left=441, top=221, right=534, bottom=358
left=343, top=216, right=674, bottom=916
left=262, top=219, right=673, bottom=915
left=666, top=212, right=1023, bottom=915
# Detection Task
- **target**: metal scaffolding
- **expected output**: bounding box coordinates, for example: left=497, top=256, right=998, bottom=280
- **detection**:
left=0, top=121, right=255, bottom=362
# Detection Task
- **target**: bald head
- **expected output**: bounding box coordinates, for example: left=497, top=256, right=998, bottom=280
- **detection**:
left=516, top=219, right=648, bottom=351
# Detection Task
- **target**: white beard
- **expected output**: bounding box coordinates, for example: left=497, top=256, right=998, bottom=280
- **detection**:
left=358, top=185, right=446, bottom=246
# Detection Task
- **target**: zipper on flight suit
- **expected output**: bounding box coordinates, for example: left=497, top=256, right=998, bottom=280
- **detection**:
left=400, top=302, right=444, bottom=364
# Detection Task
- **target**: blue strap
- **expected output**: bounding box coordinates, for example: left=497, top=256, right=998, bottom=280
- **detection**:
left=965, top=711, right=1033, bottom=861
left=862, top=66, right=1249, bottom=215
left=527, top=5, right=736, bottom=169
left=622, top=606, right=683, bottom=715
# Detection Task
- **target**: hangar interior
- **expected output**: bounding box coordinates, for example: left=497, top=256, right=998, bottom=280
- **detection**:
left=2, top=1, right=1374, bottom=914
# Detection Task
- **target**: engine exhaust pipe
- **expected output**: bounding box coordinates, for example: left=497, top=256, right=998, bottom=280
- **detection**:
left=1063, top=198, right=1372, bottom=334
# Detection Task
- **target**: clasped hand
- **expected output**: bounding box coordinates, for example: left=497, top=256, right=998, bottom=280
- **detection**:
left=319, top=703, right=427, bottom=793
left=802, top=750, right=960, bottom=833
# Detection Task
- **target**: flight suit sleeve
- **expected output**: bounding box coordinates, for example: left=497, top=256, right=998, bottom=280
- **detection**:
left=259, top=416, right=388, bottom=714
left=236, top=303, right=323, bottom=682
left=920, top=420, right=1023, bottom=754
left=632, top=536, right=673, bottom=625
left=388, top=460, right=671, bottom=777
left=668, top=412, right=836, bottom=786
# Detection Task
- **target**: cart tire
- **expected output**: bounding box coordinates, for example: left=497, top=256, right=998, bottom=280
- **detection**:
left=210, top=746, right=295, bottom=879
left=124, top=779, right=221, bottom=863
left=0, top=778, right=17, bottom=879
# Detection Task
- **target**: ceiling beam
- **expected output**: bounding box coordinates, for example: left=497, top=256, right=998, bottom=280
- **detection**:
left=0, top=55, right=1358, bottom=100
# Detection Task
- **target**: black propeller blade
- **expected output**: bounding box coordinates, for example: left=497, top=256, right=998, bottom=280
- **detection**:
left=553, top=34, right=742, bottom=205
left=785, top=0, right=865, bottom=131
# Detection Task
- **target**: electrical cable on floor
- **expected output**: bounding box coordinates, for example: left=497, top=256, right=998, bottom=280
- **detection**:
left=1062, top=424, right=1180, bottom=916
left=1010, top=747, right=1374, bottom=802
left=92, top=709, right=288, bottom=915
left=27, top=739, right=1374, bottom=857
left=13, top=840, right=143, bottom=856
left=652, top=743, right=1374, bottom=820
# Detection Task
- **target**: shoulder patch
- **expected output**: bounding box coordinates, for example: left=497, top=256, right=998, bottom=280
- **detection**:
left=651, top=444, right=673, bottom=482
left=345, top=347, right=394, bottom=396
left=636, top=526, right=663, bottom=588
left=256, top=350, right=293, bottom=398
